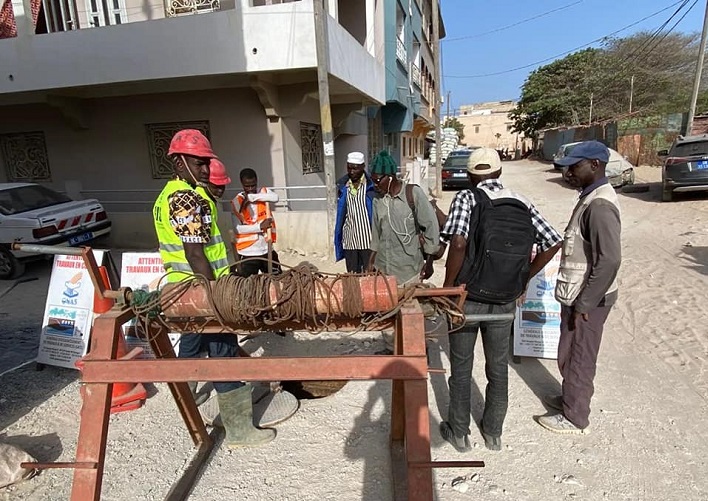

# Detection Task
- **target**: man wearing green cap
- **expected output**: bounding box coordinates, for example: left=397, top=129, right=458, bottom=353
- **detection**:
left=366, top=150, right=440, bottom=283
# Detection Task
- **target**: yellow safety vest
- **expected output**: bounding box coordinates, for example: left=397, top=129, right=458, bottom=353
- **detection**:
left=153, top=178, right=230, bottom=282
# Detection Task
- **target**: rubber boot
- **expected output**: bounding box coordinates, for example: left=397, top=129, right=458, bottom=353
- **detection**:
left=188, top=381, right=209, bottom=407
left=217, top=384, right=276, bottom=448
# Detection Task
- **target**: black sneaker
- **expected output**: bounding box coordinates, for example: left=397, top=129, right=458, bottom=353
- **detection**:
left=440, top=421, right=471, bottom=453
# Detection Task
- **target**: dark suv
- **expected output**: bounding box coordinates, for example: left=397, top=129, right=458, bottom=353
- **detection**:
left=659, top=135, right=708, bottom=202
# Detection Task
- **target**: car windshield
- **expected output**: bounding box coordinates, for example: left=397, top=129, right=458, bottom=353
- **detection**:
left=444, top=156, right=470, bottom=168
left=0, top=185, right=72, bottom=216
left=671, top=141, right=708, bottom=157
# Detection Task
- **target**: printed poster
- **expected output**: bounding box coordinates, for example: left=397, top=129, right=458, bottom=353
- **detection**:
left=120, top=252, right=181, bottom=358
left=38, top=251, right=106, bottom=369
left=514, top=253, right=562, bottom=359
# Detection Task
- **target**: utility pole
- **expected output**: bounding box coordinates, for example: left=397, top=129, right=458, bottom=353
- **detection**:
left=433, top=0, right=442, bottom=197
left=589, top=93, right=594, bottom=124
left=688, top=0, right=708, bottom=135
left=446, top=90, right=451, bottom=121
left=629, top=75, right=634, bottom=114
left=314, top=0, right=338, bottom=258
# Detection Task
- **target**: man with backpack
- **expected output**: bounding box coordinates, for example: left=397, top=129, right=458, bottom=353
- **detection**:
left=439, top=147, right=562, bottom=452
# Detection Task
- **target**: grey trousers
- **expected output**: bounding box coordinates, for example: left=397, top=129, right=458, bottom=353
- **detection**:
left=447, top=300, right=516, bottom=438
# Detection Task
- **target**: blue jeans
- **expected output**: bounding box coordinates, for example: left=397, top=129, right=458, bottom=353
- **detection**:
left=178, top=333, right=243, bottom=394
left=447, top=300, right=515, bottom=438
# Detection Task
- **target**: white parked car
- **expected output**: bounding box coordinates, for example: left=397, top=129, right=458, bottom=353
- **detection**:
left=0, top=183, right=111, bottom=279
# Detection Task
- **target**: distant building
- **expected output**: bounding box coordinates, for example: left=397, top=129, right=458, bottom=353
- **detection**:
left=456, top=100, right=530, bottom=154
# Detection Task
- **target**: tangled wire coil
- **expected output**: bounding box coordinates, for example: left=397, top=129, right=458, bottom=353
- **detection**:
left=129, top=259, right=466, bottom=338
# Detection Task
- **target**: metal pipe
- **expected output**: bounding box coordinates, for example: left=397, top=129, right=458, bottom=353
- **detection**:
left=12, top=243, right=85, bottom=256
left=465, top=313, right=516, bottom=323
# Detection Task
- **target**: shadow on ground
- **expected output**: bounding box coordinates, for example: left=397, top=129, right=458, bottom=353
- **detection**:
left=680, top=245, right=708, bottom=276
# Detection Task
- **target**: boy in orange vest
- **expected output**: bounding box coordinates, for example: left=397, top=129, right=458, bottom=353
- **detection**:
left=230, top=168, right=282, bottom=276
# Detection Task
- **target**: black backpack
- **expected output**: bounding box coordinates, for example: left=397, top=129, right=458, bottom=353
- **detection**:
left=455, top=187, right=535, bottom=304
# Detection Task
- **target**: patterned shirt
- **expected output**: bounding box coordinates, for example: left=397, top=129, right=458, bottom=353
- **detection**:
left=168, top=190, right=212, bottom=244
left=342, top=180, right=372, bottom=250
left=440, top=179, right=562, bottom=252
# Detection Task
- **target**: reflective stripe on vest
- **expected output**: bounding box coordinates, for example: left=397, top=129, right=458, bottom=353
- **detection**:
left=232, top=187, right=277, bottom=252
left=153, top=179, right=230, bottom=282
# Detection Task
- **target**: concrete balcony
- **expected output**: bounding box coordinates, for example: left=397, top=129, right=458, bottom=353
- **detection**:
left=0, top=0, right=384, bottom=104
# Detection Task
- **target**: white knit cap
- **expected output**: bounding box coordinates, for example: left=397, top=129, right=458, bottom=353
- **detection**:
left=467, top=147, right=502, bottom=175
left=347, top=151, right=366, bottom=165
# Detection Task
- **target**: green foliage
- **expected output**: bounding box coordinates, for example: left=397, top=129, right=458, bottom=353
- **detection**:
left=443, top=117, right=465, bottom=141
left=511, top=32, right=702, bottom=137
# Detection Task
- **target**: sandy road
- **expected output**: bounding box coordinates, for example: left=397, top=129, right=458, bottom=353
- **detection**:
left=2, top=159, right=708, bottom=500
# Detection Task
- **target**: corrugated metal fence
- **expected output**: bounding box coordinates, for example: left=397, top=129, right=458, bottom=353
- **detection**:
left=539, top=113, right=688, bottom=165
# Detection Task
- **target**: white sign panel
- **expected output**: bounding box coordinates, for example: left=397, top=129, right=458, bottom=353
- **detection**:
left=120, top=252, right=181, bottom=358
left=514, top=253, right=562, bottom=359
left=38, top=251, right=105, bottom=369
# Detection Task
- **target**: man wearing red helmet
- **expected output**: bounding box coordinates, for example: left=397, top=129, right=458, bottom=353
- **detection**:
left=206, top=158, right=231, bottom=201
left=153, top=129, right=275, bottom=448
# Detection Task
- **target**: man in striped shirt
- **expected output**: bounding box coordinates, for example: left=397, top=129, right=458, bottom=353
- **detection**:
left=334, top=152, right=375, bottom=272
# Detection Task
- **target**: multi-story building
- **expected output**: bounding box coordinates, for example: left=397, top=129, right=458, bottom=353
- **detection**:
left=456, top=100, right=531, bottom=156
left=0, top=0, right=385, bottom=254
left=369, top=0, right=444, bottom=167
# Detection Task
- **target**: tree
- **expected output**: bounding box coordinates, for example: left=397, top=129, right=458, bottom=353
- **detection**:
left=443, top=117, right=465, bottom=141
left=510, top=32, right=702, bottom=137
left=510, top=48, right=601, bottom=138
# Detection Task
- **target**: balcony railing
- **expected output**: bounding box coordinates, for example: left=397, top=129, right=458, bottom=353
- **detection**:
left=396, top=37, right=407, bottom=66
left=165, top=0, right=221, bottom=16
left=411, top=63, right=421, bottom=88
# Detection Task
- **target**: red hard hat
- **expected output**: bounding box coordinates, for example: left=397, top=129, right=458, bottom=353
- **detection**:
left=168, top=129, right=217, bottom=158
left=209, top=158, right=232, bottom=186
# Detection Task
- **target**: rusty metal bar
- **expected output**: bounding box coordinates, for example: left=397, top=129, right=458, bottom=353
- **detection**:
left=410, top=461, right=485, bottom=469
left=10, top=243, right=123, bottom=300
left=21, top=462, right=98, bottom=470
left=399, top=301, right=434, bottom=501
left=12, top=243, right=86, bottom=255
left=412, top=286, right=465, bottom=298
left=80, top=355, right=430, bottom=383
left=70, top=313, right=123, bottom=501
left=146, top=323, right=211, bottom=447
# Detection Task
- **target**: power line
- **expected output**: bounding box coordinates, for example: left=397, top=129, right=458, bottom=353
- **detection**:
left=443, top=0, right=583, bottom=43
left=444, top=0, right=688, bottom=79
left=633, top=0, right=698, bottom=67
left=615, top=0, right=691, bottom=66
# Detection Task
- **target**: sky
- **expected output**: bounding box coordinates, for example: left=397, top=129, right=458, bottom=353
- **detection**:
left=440, top=0, right=707, bottom=113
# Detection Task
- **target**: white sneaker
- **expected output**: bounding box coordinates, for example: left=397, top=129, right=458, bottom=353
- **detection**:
left=537, top=414, right=589, bottom=435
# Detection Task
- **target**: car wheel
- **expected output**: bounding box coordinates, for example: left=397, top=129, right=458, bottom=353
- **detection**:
left=0, top=246, right=25, bottom=280
left=661, top=182, right=673, bottom=202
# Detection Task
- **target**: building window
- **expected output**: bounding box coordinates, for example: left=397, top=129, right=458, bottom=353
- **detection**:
left=1, top=131, right=51, bottom=182
left=475, top=125, right=480, bottom=134
left=300, top=122, right=324, bottom=174
left=86, top=0, right=129, bottom=27
left=507, top=124, right=513, bottom=132
left=146, top=120, right=211, bottom=180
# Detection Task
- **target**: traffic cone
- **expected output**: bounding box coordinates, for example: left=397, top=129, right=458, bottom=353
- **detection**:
left=109, top=333, right=147, bottom=414
left=93, top=266, right=114, bottom=315
left=76, top=266, right=148, bottom=414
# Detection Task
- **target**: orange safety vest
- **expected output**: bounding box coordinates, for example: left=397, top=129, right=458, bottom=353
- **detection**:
left=231, top=187, right=277, bottom=252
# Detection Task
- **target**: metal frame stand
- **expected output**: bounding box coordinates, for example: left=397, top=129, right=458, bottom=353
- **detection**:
left=45, top=301, right=485, bottom=501
left=13, top=244, right=485, bottom=500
